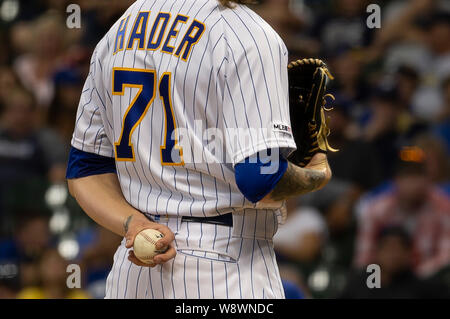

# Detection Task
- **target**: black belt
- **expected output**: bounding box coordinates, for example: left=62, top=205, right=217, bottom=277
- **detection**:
left=181, top=213, right=233, bottom=227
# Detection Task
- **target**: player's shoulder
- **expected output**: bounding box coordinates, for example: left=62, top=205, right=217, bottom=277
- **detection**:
left=219, top=4, right=286, bottom=51
left=220, top=5, right=279, bottom=35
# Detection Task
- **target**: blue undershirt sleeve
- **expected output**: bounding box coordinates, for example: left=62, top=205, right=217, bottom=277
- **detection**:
left=66, top=146, right=117, bottom=179
left=234, top=149, right=288, bottom=203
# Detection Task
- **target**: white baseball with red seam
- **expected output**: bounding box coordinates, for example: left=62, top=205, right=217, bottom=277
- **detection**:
left=133, top=229, right=167, bottom=264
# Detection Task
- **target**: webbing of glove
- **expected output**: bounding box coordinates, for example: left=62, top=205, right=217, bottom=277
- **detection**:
left=308, top=66, right=337, bottom=153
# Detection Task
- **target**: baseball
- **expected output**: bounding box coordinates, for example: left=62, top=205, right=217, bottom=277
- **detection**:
left=133, top=229, right=167, bottom=264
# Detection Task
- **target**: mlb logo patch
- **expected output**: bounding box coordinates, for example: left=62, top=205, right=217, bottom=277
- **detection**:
left=272, top=123, right=292, bottom=136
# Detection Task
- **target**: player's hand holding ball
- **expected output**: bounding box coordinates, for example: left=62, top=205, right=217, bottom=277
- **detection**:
left=124, top=213, right=176, bottom=267
left=133, top=229, right=168, bottom=265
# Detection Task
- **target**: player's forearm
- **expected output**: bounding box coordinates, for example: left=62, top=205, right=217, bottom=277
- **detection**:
left=269, top=162, right=329, bottom=200
left=67, top=173, right=143, bottom=237
left=262, top=154, right=331, bottom=202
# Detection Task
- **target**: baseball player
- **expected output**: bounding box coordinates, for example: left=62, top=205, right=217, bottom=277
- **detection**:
left=67, top=0, right=333, bottom=299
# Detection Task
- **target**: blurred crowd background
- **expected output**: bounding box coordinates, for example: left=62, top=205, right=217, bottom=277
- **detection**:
left=0, top=0, right=449, bottom=299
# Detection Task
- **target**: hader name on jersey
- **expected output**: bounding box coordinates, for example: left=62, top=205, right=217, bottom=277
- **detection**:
left=113, top=11, right=205, bottom=62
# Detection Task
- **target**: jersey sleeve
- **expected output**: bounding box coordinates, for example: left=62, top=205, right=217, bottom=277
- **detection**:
left=71, top=50, right=114, bottom=158
left=220, top=19, right=297, bottom=166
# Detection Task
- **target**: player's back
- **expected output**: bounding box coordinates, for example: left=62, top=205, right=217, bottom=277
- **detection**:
left=74, top=0, right=293, bottom=219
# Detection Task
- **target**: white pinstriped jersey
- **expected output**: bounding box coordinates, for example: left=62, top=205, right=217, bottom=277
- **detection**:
left=73, top=0, right=297, bottom=299
left=72, top=0, right=296, bottom=221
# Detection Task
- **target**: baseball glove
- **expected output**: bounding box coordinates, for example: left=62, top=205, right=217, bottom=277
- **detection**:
left=287, top=58, right=338, bottom=167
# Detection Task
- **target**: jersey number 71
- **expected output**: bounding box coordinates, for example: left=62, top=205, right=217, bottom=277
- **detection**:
left=112, top=68, right=183, bottom=165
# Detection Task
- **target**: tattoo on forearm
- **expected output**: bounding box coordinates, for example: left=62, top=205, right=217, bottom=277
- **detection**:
left=124, top=215, right=133, bottom=233
left=270, top=162, right=326, bottom=201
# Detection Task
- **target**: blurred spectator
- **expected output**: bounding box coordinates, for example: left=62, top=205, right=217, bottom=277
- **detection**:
left=0, top=86, right=68, bottom=235
left=411, top=11, right=450, bottom=121
left=274, top=207, right=327, bottom=264
left=0, top=87, right=67, bottom=223
left=274, top=206, right=328, bottom=297
left=371, top=0, right=435, bottom=72
left=282, top=280, right=306, bottom=299
left=252, top=0, right=306, bottom=55
left=0, top=88, right=48, bottom=182
left=414, top=134, right=450, bottom=187
left=12, top=12, right=67, bottom=109
left=48, top=69, right=84, bottom=144
left=278, top=263, right=311, bottom=299
left=0, top=213, right=50, bottom=262
left=372, top=2, right=450, bottom=121
left=308, top=181, right=361, bottom=267
left=362, top=85, right=403, bottom=179
left=0, top=67, right=20, bottom=104
left=2, top=0, right=49, bottom=23
left=0, top=212, right=50, bottom=290
left=433, top=76, right=450, bottom=154
left=354, top=155, right=450, bottom=278
left=329, top=48, right=368, bottom=105
left=342, top=226, right=449, bottom=298
left=80, top=226, right=121, bottom=299
left=396, top=65, right=420, bottom=112
left=326, top=98, right=383, bottom=189
left=0, top=276, right=20, bottom=299
left=17, top=249, right=89, bottom=299
left=310, top=0, right=374, bottom=56
left=288, top=180, right=361, bottom=297
left=0, top=29, right=12, bottom=65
